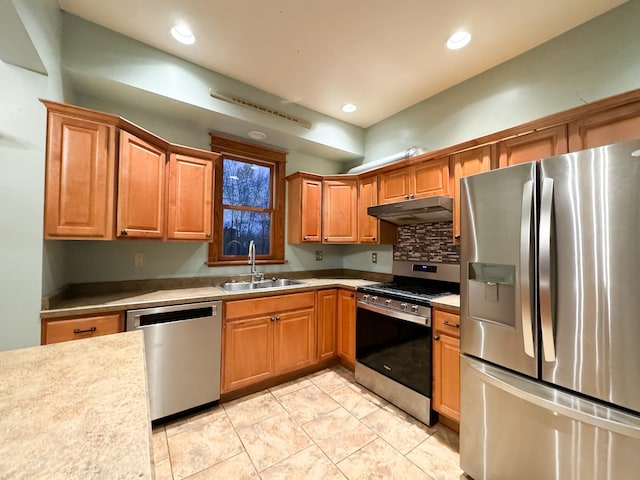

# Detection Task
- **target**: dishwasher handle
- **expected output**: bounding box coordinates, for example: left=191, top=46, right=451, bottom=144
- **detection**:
left=126, top=302, right=218, bottom=330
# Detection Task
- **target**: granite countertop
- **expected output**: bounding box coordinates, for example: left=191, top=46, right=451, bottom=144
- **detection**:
left=0, top=331, right=153, bottom=479
left=430, top=294, right=461, bottom=311
left=41, top=278, right=380, bottom=319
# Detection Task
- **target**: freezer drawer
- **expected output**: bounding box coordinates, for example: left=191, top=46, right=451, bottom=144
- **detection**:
left=460, top=355, right=640, bottom=480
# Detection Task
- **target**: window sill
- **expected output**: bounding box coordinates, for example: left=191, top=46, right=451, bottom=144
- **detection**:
left=206, top=259, right=287, bottom=267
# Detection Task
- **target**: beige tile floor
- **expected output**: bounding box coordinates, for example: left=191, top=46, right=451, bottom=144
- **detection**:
left=152, top=366, right=465, bottom=480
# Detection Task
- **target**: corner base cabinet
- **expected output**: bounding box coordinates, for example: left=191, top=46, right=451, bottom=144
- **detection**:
left=222, top=292, right=315, bottom=393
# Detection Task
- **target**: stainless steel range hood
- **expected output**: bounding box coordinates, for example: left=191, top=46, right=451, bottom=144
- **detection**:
left=367, top=196, right=453, bottom=225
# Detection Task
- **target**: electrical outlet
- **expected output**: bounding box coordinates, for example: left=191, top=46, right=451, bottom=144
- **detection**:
left=134, top=252, right=144, bottom=267
left=315, top=250, right=323, bottom=261
left=372, top=253, right=378, bottom=263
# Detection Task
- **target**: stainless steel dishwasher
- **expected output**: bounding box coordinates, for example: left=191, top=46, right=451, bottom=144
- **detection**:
left=126, top=301, right=222, bottom=421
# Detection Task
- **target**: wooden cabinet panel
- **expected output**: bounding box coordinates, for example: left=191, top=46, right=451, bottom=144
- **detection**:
left=117, top=130, right=166, bottom=238
left=413, top=157, right=449, bottom=197
left=498, top=125, right=568, bottom=168
left=273, top=308, right=315, bottom=373
left=222, top=292, right=316, bottom=393
left=317, top=289, right=338, bottom=361
left=358, top=175, right=397, bottom=244
left=322, top=179, right=358, bottom=243
left=433, top=333, right=461, bottom=422
left=337, top=289, right=356, bottom=369
left=42, top=313, right=123, bottom=345
left=379, top=167, right=411, bottom=204
left=167, top=153, right=214, bottom=241
left=568, top=101, right=640, bottom=151
left=286, top=173, right=323, bottom=243
left=452, top=146, right=492, bottom=240
left=44, top=112, right=116, bottom=239
left=222, top=316, right=273, bottom=393
left=433, top=308, right=461, bottom=422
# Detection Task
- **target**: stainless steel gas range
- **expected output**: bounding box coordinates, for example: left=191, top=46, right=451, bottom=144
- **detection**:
left=355, top=261, right=459, bottom=425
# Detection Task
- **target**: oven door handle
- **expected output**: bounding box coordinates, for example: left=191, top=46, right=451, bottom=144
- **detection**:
left=357, top=301, right=430, bottom=327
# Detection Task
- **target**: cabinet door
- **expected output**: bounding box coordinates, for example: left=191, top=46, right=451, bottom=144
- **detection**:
left=273, top=308, right=316, bottom=374
left=433, top=333, right=461, bottom=422
left=323, top=179, right=358, bottom=243
left=222, top=316, right=273, bottom=393
left=117, top=131, right=166, bottom=238
left=413, top=158, right=450, bottom=198
left=358, top=175, right=379, bottom=243
left=498, top=125, right=568, bottom=168
left=452, top=145, right=492, bottom=240
left=42, top=313, right=123, bottom=345
left=379, top=167, right=412, bottom=204
left=568, top=101, right=640, bottom=151
left=167, top=153, right=213, bottom=241
left=301, top=178, right=322, bottom=242
left=317, top=289, right=338, bottom=361
left=337, top=289, right=356, bottom=369
left=44, top=112, right=116, bottom=239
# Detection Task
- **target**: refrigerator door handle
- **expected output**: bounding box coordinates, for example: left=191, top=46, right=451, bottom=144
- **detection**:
left=520, top=179, right=535, bottom=358
left=465, top=357, right=640, bottom=439
left=539, top=178, right=556, bottom=362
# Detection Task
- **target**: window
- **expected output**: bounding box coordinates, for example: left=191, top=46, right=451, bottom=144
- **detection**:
left=208, top=133, right=286, bottom=265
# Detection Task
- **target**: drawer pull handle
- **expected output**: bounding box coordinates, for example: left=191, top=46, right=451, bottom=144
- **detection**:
left=443, top=321, right=460, bottom=328
left=434, top=335, right=440, bottom=341
left=73, top=327, right=97, bottom=334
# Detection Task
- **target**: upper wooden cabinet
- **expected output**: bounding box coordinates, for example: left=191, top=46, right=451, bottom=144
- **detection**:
left=568, top=100, right=640, bottom=151
left=498, top=125, right=568, bottom=168
left=166, top=153, right=214, bottom=241
left=322, top=178, right=358, bottom=243
left=379, top=157, right=449, bottom=204
left=452, top=145, right=492, bottom=240
left=286, top=172, right=323, bottom=243
left=117, top=131, right=166, bottom=239
left=43, top=107, right=117, bottom=240
left=357, top=175, right=396, bottom=244
left=42, top=101, right=217, bottom=242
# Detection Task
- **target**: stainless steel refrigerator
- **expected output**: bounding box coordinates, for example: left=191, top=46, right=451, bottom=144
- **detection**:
left=459, top=139, right=640, bottom=480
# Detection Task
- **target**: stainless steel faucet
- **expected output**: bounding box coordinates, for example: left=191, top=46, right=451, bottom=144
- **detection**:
left=248, top=240, right=263, bottom=283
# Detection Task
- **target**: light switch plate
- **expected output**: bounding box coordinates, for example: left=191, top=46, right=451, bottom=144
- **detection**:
left=315, top=251, right=323, bottom=261
left=372, top=253, right=378, bottom=263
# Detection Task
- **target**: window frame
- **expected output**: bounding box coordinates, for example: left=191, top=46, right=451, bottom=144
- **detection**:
left=208, top=133, right=286, bottom=266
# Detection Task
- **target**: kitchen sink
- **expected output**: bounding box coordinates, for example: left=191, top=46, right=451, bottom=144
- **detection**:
left=221, top=278, right=304, bottom=292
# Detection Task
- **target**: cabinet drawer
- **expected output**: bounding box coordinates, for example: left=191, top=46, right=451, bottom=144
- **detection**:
left=433, top=309, right=460, bottom=338
left=225, top=292, right=315, bottom=320
left=43, top=313, right=124, bottom=345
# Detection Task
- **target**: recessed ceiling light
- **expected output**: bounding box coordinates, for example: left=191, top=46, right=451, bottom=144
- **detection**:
left=171, top=25, right=196, bottom=45
left=446, top=31, right=471, bottom=50
left=342, top=103, right=357, bottom=113
left=248, top=130, right=267, bottom=140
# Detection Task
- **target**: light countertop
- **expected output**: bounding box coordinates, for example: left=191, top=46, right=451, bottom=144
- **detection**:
left=0, top=331, right=153, bottom=479
left=430, top=294, right=461, bottom=311
left=41, top=278, right=380, bottom=319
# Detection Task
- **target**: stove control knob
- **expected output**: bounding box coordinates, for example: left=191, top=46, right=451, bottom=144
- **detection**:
left=371, top=296, right=378, bottom=303
left=400, top=303, right=408, bottom=311
left=362, top=294, right=370, bottom=302
left=385, top=299, right=392, bottom=306
left=411, top=305, right=419, bottom=313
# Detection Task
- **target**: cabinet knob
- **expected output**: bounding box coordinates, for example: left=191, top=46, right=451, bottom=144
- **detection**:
left=324, top=237, right=328, bottom=241
left=405, top=195, right=410, bottom=200
left=409, top=194, right=415, bottom=199
left=303, top=236, right=308, bottom=240
left=350, top=293, right=355, bottom=298
left=270, top=316, right=276, bottom=322
left=454, top=234, right=461, bottom=240
left=120, top=229, right=128, bottom=236
left=276, top=315, right=280, bottom=321
left=372, top=237, right=376, bottom=241
left=206, top=234, right=211, bottom=239
left=434, top=335, right=440, bottom=341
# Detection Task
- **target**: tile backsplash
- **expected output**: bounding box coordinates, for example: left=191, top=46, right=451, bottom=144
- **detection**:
left=394, top=222, right=460, bottom=264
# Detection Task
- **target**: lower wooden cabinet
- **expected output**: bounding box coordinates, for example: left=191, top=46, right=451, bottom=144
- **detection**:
left=316, top=289, right=338, bottom=361
left=41, top=312, right=124, bottom=345
left=432, top=308, right=461, bottom=423
left=337, top=289, right=356, bottom=369
left=222, top=292, right=316, bottom=393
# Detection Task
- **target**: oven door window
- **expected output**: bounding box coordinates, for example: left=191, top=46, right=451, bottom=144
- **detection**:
left=356, top=307, right=432, bottom=397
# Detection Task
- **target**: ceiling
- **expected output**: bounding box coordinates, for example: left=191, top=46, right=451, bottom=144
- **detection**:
left=57, top=0, right=627, bottom=128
